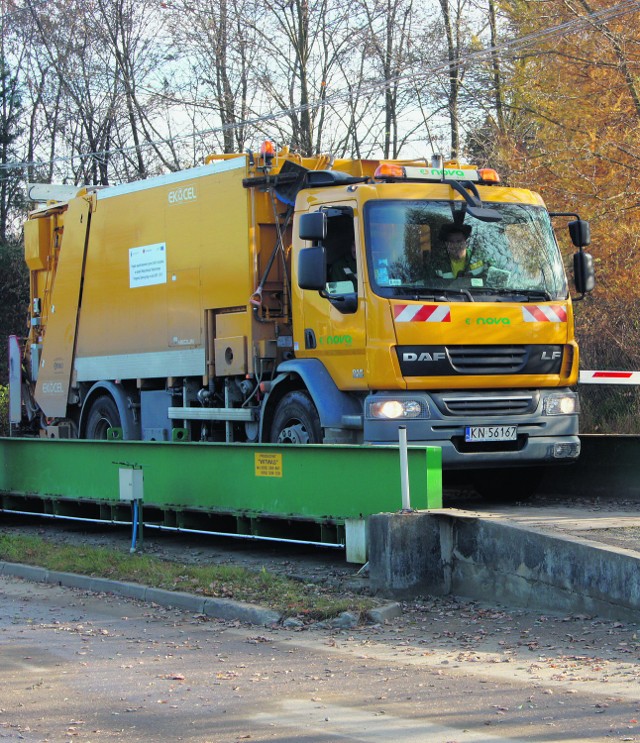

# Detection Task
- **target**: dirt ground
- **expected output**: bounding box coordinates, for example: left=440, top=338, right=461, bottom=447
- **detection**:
left=3, top=499, right=640, bottom=741
left=2, top=572, right=640, bottom=742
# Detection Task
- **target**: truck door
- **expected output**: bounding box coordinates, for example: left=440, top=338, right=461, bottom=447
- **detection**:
left=296, top=204, right=367, bottom=390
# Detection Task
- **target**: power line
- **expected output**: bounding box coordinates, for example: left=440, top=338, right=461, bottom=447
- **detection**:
left=2, top=0, right=639, bottom=173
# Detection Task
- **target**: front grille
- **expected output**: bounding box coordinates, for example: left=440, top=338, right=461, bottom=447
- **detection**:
left=396, top=344, right=563, bottom=377
left=433, top=391, right=538, bottom=417
left=448, top=346, right=527, bottom=374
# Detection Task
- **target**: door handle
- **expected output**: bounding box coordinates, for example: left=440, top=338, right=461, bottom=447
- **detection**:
left=304, top=329, right=316, bottom=349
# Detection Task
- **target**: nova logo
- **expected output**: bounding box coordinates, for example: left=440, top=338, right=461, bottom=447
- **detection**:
left=168, top=185, right=197, bottom=205
left=403, top=352, right=446, bottom=362
left=320, top=335, right=352, bottom=345
left=465, top=317, right=511, bottom=325
left=423, top=168, right=465, bottom=178
left=419, top=167, right=466, bottom=178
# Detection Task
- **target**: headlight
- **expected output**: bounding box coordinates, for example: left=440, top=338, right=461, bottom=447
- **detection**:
left=542, top=394, right=579, bottom=415
left=368, top=399, right=425, bottom=419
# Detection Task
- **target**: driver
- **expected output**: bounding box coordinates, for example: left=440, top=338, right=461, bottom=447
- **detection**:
left=329, top=241, right=357, bottom=289
left=431, top=223, right=485, bottom=280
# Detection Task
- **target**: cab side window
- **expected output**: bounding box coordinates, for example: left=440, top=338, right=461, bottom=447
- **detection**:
left=325, top=215, right=357, bottom=294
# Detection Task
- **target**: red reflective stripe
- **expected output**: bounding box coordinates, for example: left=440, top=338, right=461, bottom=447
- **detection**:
left=592, top=371, right=634, bottom=378
left=527, top=306, right=549, bottom=322
left=551, top=305, right=568, bottom=322
left=393, top=304, right=450, bottom=322
left=413, top=304, right=439, bottom=321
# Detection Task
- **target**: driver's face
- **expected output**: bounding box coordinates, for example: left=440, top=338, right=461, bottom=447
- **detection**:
left=445, top=234, right=467, bottom=260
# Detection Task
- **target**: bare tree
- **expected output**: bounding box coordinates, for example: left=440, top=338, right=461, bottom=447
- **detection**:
left=21, top=0, right=178, bottom=185
left=354, top=0, right=418, bottom=159
left=91, top=0, right=180, bottom=176
left=23, top=0, right=119, bottom=184
left=167, top=0, right=260, bottom=155
left=248, top=0, right=356, bottom=156
left=487, top=0, right=506, bottom=134
left=0, top=57, right=23, bottom=242
left=438, top=0, right=467, bottom=158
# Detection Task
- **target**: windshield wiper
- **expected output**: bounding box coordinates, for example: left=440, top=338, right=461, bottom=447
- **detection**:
left=519, top=289, right=554, bottom=301
left=474, top=287, right=553, bottom=301
left=388, top=286, right=476, bottom=302
left=387, top=286, right=442, bottom=300
left=435, top=288, right=475, bottom=302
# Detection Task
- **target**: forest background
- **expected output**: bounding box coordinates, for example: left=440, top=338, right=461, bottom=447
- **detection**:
left=1, top=0, right=639, bottom=434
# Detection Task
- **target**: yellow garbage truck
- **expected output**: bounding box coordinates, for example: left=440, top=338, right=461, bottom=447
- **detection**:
left=10, top=146, right=594, bottom=494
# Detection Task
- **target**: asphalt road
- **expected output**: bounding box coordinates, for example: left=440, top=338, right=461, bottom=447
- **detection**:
left=2, top=575, right=640, bottom=742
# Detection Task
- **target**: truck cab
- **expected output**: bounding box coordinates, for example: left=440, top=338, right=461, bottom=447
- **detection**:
left=291, top=161, right=593, bottom=471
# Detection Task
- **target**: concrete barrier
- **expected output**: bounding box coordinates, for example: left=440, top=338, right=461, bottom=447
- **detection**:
left=368, top=510, right=640, bottom=622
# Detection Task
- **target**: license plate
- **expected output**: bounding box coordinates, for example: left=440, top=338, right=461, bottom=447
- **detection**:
left=465, top=425, right=517, bottom=442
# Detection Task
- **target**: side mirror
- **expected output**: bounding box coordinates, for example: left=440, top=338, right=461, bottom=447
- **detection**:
left=298, top=246, right=327, bottom=290
left=569, top=219, right=590, bottom=248
left=573, top=251, right=595, bottom=295
left=299, top=212, right=327, bottom=242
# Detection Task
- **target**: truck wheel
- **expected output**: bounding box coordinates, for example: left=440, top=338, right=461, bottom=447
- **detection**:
left=85, top=396, right=121, bottom=440
left=270, top=391, right=322, bottom=444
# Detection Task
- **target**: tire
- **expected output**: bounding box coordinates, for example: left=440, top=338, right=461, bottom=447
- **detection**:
left=270, top=391, right=322, bottom=444
left=472, top=467, right=543, bottom=502
left=84, top=395, right=121, bottom=440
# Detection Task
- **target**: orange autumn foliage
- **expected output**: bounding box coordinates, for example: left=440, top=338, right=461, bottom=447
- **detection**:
left=477, top=0, right=640, bottom=429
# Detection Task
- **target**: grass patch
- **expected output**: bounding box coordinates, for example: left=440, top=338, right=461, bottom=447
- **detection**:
left=0, top=533, right=373, bottom=620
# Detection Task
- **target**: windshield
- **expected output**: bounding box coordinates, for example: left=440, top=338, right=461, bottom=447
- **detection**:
left=363, top=200, right=568, bottom=301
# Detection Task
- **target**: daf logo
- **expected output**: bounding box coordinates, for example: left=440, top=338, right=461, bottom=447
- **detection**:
left=403, top=352, right=446, bottom=362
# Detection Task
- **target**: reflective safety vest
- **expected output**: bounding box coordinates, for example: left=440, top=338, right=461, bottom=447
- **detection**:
left=435, top=256, right=485, bottom=280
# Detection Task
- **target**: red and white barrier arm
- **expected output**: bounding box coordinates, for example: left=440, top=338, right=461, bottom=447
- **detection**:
left=580, top=370, right=640, bottom=385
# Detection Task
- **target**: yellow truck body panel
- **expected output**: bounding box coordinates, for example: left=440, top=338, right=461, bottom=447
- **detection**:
left=76, top=158, right=252, bottom=378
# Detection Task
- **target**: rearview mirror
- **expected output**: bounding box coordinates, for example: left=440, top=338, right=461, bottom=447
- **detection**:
left=573, top=251, right=595, bottom=295
left=299, top=212, right=327, bottom=242
left=569, top=219, right=590, bottom=248
left=298, top=246, right=327, bottom=290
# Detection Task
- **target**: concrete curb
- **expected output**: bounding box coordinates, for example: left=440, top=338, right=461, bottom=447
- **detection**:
left=0, top=560, right=400, bottom=628
left=366, top=602, right=403, bottom=623
left=0, top=561, right=282, bottom=627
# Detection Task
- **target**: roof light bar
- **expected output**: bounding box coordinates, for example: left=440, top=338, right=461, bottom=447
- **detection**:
left=373, top=164, right=501, bottom=185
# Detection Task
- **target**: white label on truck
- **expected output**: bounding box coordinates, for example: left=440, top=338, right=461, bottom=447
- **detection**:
left=129, top=243, right=167, bottom=288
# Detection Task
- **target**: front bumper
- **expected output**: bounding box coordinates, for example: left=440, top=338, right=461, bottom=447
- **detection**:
left=363, top=388, right=581, bottom=469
